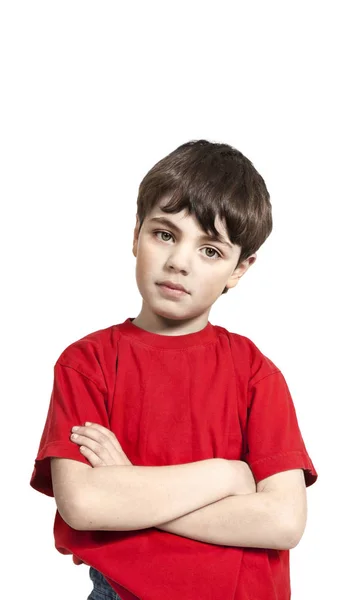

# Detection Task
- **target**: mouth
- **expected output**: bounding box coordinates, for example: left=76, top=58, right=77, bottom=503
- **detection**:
left=156, top=283, right=189, bottom=298
left=157, top=281, right=189, bottom=293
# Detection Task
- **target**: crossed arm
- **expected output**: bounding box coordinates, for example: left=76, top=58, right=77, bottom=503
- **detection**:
left=155, top=468, right=307, bottom=549
left=53, top=448, right=307, bottom=551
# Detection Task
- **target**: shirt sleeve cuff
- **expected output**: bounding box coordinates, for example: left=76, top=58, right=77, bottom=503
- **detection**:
left=248, top=450, right=318, bottom=487
left=30, top=440, right=91, bottom=497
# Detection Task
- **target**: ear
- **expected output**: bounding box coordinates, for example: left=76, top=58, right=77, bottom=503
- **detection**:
left=225, top=253, right=257, bottom=290
left=132, top=215, right=140, bottom=257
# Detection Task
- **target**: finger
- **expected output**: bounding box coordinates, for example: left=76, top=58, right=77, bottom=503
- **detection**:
left=71, top=432, right=117, bottom=465
left=84, top=423, right=124, bottom=452
left=78, top=424, right=127, bottom=463
left=72, top=426, right=117, bottom=457
left=79, top=445, right=106, bottom=467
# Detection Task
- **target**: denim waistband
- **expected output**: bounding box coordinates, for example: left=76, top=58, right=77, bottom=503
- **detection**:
left=88, top=566, right=123, bottom=600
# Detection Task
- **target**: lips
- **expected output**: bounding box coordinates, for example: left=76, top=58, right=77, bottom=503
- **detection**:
left=157, top=281, right=189, bottom=293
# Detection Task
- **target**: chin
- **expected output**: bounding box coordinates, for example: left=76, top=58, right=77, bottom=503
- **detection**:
left=148, top=300, right=193, bottom=320
left=154, top=307, right=189, bottom=320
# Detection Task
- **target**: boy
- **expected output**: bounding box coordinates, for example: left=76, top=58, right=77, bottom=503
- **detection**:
left=30, top=139, right=318, bottom=600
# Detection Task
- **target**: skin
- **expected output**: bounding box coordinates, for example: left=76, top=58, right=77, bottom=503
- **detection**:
left=130, top=196, right=257, bottom=335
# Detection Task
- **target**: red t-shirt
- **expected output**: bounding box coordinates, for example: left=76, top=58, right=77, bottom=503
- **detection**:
left=30, top=317, right=318, bottom=600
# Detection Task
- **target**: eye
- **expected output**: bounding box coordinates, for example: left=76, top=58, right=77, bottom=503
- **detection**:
left=153, top=230, right=222, bottom=260
left=154, top=230, right=173, bottom=242
left=203, top=247, right=221, bottom=259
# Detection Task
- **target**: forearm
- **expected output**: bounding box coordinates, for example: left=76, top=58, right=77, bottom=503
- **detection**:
left=73, top=458, right=232, bottom=531
left=155, top=492, right=292, bottom=550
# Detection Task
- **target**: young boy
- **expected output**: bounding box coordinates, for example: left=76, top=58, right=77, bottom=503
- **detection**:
left=30, top=139, right=318, bottom=600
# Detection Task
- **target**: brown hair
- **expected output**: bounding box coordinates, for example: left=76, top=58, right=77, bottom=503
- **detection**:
left=136, top=139, right=273, bottom=294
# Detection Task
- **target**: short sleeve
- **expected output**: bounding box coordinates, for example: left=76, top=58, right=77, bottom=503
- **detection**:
left=244, top=369, right=318, bottom=487
left=30, top=360, right=110, bottom=497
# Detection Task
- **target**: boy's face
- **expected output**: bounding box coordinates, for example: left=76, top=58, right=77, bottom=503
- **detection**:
left=132, top=198, right=256, bottom=332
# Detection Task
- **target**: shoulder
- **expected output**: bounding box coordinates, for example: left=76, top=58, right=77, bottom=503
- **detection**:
left=55, top=323, right=121, bottom=386
left=213, top=323, right=281, bottom=382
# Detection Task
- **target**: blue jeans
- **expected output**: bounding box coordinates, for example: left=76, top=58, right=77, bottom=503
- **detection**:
left=87, top=566, right=123, bottom=600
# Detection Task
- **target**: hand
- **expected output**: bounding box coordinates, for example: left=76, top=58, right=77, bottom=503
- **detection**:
left=70, top=422, right=133, bottom=565
left=227, top=460, right=256, bottom=496
left=70, top=422, right=133, bottom=467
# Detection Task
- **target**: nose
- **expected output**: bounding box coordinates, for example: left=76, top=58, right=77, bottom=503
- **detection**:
left=165, top=244, right=191, bottom=274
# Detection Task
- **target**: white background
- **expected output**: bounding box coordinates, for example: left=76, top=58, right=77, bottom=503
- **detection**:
left=1, top=1, right=359, bottom=598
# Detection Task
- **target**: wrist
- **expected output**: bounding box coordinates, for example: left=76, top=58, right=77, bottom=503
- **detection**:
left=218, top=458, right=237, bottom=496
left=226, top=459, right=256, bottom=496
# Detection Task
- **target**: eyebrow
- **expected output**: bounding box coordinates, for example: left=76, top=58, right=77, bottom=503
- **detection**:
left=148, top=216, right=233, bottom=250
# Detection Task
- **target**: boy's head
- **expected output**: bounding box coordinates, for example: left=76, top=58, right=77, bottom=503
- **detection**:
left=132, top=139, right=272, bottom=326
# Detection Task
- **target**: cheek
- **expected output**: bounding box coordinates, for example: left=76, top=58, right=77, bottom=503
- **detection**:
left=200, top=270, right=229, bottom=296
left=207, top=278, right=225, bottom=296
left=136, top=245, right=158, bottom=276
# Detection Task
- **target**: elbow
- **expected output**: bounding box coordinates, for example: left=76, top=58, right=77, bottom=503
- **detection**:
left=56, top=500, right=85, bottom=531
left=56, top=493, right=95, bottom=531
left=66, top=510, right=90, bottom=532
left=68, top=496, right=98, bottom=531
left=277, top=498, right=307, bottom=550
left=284, top=528, right=303, bottom=550
left=281, top=530, right=299, bottom=550
left=281, top=519, right=306, bottom=550
left=66, top=493, right=129, bottom=532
